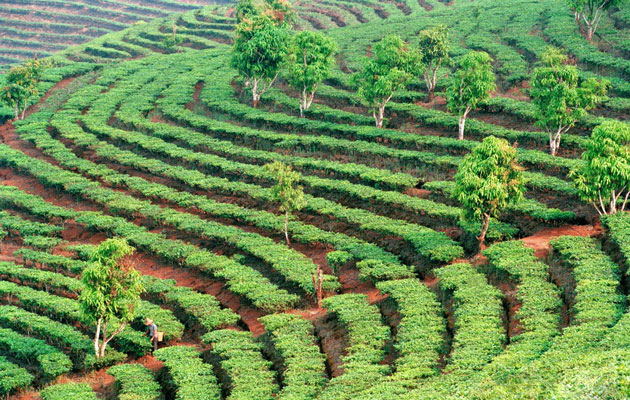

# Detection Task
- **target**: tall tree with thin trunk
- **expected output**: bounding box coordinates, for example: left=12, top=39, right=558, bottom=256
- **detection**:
left=79, top=238, right=144, bottom=358
left=565, top=0, right=627, bottom=41
left=446, top=51, right=496, bottom=140
left=530, top=47, right=609, bottom=156
left=452, top=136, right=524, bottom=251
left=264, top=161, right=307, bottom=245
left=355, top=35, right=423, bottom=128
left=418, top=24, right=451, bottom=101
left=231, top=15, right=290, bottom=107
left=0, top=59, right=49, bottom=121
left=570, top=121, right=630, bottom=215
left=286, top=31, right=337, bottom=118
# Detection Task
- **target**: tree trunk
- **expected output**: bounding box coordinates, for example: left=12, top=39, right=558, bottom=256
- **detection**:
left=375, top=105, right=385, bottom=128
left=550, top=128, right=563, bottom=156
left=477, top=213, right=491, bottom=252
left=21, top=106, right=26, bottom=120
left=13, top=106, right=18, bottom=120
left=284, top=211, right=290, bottom=245
left=312, top=265, right=324, bottom=309
left=586, top=23, right=594, bottom=42
left=94, top=318, right=102, bottom=357
left=458, top=115, right=466, bottom=140
left=252, top=79, right=260, bottom=108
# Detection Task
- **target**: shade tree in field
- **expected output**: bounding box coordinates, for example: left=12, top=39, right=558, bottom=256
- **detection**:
left=446, top=51, right=496, bottom=140
left=0, top=59, right=49, bottom=120
left=564, top=0, right=628, bottom=41
left=264, top=161, right=307, bottom=245
left=286, top=31, right=338, bottom=118
left=530, top=47, right=609, bottom=156
left=418, top=24, right=451, bottom=101
left=235, top=0, right=295, bottom=25
left=571, top=121, right=630, bottom=215
left=231, top=15, right=291, bottom=107
left=79, top=238, right=144, bottom=358
left=354, top=35, right=423, bottom=128
left=452, top=136, right=524, bottom=251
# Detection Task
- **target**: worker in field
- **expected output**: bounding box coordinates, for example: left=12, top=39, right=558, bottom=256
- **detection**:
left=145, top=318, right=160, bottom=352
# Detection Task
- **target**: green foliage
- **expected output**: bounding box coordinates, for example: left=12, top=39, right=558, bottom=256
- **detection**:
left=231, top=15, right=290, bottom=106
left=319, top=294, right=390, bottom=400
left=153, top=346, right=220, bottom=400
left=418, top=24, right=450, bottom=99
left=286, top=30, right=337, bottom=117
left=108, top=364, right=163, bottom=400
left=264, top=161, right=307, bottom=244
left=376, top=279, right=445, bottom=384
left=435, top=263, right=505, bottom=372
left=530, top=47, right=609, bottom=155
left=0, top=327, right=72, bottom=380
left=446, top=51, right=496, bottom=140
left=0, top=58, right=50, bottom=120
left=0, top=356, right=33, bottom=396
left=40, top=383, right=97, bottom=400
left=565, top=0, right=627, bottom=41
left=79, top=238, right=144, bottom=358
left=570, top=121, right=630, bottom=215
left=203, top=330, right=278, bottom=400
left=354, top=35, right=423, bottom=127
left=453, top=136, right=524, bottom=248
left=260, top=313, right=328, bottom=399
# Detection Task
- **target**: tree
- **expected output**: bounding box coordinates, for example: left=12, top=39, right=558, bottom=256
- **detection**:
left=264, top=161, right=307, bottom=245
left=418, top=24, right=451, bottom=101
left=231, top=15, right=291, bottom=107
left=235, top=0, right=259, bottom=22
left=452, top=136, right=524, bottom=251
left=286, top=31, right=338, bottom=117
left=446, top=51, right=496, bottom=140
left=570, top=121, right=630, bottom=215
left=235, top=0, right=295, bottom=25
left=530, top=47, right=609, bottom=156
left=355, top=35, right=423, bottom=128
left=565, top=0, right=627, bottom=42
left=0, top=59, right=49, bottom=120
left=79, top=238, right=144, bottom=358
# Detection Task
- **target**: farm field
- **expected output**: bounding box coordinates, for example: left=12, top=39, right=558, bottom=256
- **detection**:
left=0, top=0, right=630, bottom=399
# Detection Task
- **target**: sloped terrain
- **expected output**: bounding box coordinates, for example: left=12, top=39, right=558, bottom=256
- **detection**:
left=1, top=0, right=630, bottom=399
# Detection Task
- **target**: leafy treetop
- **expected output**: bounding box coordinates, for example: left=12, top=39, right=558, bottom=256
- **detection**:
left=452, top=136, right=524, bottom=249
left=355, top=35, right=423, bottom=127
left=286, top=30, right=338, bottom=117
left=571, top=121, right=630, bottom=215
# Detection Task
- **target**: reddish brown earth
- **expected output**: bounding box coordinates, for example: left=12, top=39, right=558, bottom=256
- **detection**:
left=520, top=223, right=602, bottom=258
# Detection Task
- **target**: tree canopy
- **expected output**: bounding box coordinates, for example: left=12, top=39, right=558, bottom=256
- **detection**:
left=452, top=136, right=524, bottom=250
left=565, top=0, right=627, bottom=41
left=530, top=47, right=609, bottom=156
left=264, top=161, right=307, bottom=245
left=418, top=24, right=451, bottom=101
left=355, top=35, right=423, bottom=128
left=231, top=15, right=291, bottom=107
left=571, top=121, right=630, bottom=215
left=286, top=31, right=337, bottom=117
left=0, top=59, right=49, bottom=120
left=446, top=51, right=496, bottom=140
left=79, top=238, right=144, bottom=358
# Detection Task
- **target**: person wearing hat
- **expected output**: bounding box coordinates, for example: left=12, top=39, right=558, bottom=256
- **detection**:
left=145, top=318, right=158, bottom=352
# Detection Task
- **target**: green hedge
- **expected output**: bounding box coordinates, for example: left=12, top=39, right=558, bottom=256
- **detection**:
left=40, top=382, right=97, bottom=400
left=154, top=346, right=220, bottom=400
left=202, top=330, right=278, bottom=400
left=259, top=313, right=328, bottom=400
left=108, top=364, right=163, bottom=400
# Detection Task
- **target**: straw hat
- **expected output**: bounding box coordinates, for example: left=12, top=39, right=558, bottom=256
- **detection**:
left=145, top=318, right=153, bottom=325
